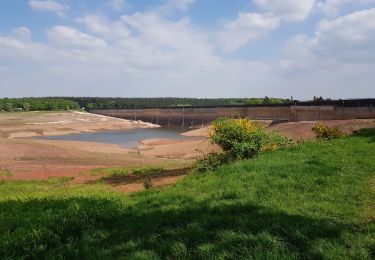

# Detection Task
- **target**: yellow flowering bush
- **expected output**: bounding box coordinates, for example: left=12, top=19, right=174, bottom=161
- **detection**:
left=312, top=123, right=344, bottom=140
left=210, top=118, right=288, bottom=159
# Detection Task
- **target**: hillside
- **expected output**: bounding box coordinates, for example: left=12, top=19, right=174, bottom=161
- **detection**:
left=0, top=129, right=374, bottom=259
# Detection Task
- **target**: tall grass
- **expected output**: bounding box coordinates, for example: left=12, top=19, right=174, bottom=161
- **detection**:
left=0, top=129, right=374, bottom=259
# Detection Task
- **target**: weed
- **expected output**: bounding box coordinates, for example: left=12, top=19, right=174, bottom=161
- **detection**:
left=194, top=152, right=232, bottom=173
left=144, top=176, right=153, bottom=189
left=0, top=169, right=12, bottom=177
left=47, top=176, right=74, bottom=186
left=133, top=166, right=164, bottom=175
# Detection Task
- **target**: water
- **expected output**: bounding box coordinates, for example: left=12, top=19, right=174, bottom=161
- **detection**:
left=35, top=128, right=198, bottom=148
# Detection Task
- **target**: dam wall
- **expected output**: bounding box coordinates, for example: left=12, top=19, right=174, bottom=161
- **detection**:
left=89, top=105, right=375, bottom=128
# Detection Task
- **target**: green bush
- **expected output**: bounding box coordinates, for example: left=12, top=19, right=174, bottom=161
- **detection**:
left=210, top=118, right=289, bottom=159
left=194, top=152, right=232, bottom=173
left=312, top=123, right=344, bottom=140
left=194, top=118, right=289, bottom=173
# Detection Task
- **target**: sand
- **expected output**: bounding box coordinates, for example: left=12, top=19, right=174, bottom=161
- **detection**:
left=0, top=111, right=182, bottom=183
left=0, top=111, right=159, bottom=138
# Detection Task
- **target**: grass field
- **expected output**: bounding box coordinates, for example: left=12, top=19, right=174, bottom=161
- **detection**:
left=0, top=129, right=374, bottom=259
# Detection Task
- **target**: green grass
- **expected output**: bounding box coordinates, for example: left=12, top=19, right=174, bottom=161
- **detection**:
left=88, top=166, right=165, bottom=179
left=0, top=169, right=12, bottom=177
left=0, top=129, right=374, bottom=259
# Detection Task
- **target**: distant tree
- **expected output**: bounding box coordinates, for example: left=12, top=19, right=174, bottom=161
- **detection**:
left=4, top=103, right=13, bottom=112
left=23, top=102, right=31, bottom=112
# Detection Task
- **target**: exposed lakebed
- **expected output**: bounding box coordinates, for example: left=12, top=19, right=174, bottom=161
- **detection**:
left=35, top=128, right=199, bottom=148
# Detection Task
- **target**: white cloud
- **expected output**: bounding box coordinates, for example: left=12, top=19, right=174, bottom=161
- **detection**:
left=316, top=0, right=375, bottom=17
left=28, top=0, right=69, bottom=16
left=254, top=0, right=316, bottom=22
left=1, top=2, right=374, bottom=98
left=217, top=12, right=280, bottom=52
left=314, top=8, right=375, bottom=62
left=158, top=0, right=196, bottom=13
left=47, top=26, right=107, bottom=48
left=277, top=8, right=375, bottom=98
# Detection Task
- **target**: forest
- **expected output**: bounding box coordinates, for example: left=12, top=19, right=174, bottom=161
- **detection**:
left=1, top=97, right=373, bottom=112
left=0, top=97, right=288, bottom=111
left=57, top=97, right=288, bottom=109
left=0, top=98, right=80, bottom=112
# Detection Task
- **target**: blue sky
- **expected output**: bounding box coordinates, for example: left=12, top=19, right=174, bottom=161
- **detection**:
left=0, top=0, right=374, bottom=98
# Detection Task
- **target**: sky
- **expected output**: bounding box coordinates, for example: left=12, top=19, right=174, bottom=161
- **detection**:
left=0, top=0, right=374, bottom=99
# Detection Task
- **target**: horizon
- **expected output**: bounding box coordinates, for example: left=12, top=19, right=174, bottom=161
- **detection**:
left=1, top=96, right=375, bottom=101
left=1, top=0, right=375, bottom=98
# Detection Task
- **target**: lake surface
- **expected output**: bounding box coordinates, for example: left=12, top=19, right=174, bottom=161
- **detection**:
left=35, top=128, right=198, bottom=148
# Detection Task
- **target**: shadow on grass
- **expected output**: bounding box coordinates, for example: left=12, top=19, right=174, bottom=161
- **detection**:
left=0, top=196, right=361, bottom=259
left=352, top=128, right=375, bottom=142
left=98, top=168, right=189, bottom=186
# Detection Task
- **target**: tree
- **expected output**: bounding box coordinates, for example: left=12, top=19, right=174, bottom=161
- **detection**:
left=23, top=102, right=31, bottom=112
left=4, top=103, right=13, bottom=112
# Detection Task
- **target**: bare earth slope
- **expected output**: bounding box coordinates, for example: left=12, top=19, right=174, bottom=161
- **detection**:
left=0, top=111, right=177, bottom=183
left=0, top=111, right=158, bottom=138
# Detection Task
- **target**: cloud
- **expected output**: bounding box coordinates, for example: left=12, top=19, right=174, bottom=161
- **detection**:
left=216, top=0, right=317, bottom=52
left=0, top=65, right=9, bottom=76
left=167, top=0, right=195, bottom=11
left=278, top=7, right=375, bottom=95
left=1, top=1, right=374, bottom=98
left=109, top=0, right=126, bottom=11
left=158, top=0, right=196, bottom=13
left=47, top=26, right=107, bottom=48
left=12, top=27, right=32, bottom=41
left=316, top=0, right=375, bottom=17
left=254, top=0, right=316, bottom=22
left=217, top=12, right=280, bottom=52
left=313, top=8, right=375, bottom=62
left=28, top=0, right=69, bottom=16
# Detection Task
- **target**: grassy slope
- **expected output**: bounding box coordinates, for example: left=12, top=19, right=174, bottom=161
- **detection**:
left=0, top=129, right=374, bottom=259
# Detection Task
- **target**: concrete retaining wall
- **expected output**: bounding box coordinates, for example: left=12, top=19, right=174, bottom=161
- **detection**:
left=90, top=106, right=375, bottom=127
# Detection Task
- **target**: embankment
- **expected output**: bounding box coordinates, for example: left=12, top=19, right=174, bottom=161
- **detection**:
left=89, top=103, right=375, bottom=127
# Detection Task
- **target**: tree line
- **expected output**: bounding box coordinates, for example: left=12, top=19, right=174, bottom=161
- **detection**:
left=0, top=98, right=80, bottom=112
left=63, top=97, right=289, bottom=109
left=0, top=97, right=290, bottom=112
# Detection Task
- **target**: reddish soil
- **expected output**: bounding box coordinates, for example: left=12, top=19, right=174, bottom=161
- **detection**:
left=268, top=119, right=374, bottom=140
left=114, top=176, right=186, bottom=193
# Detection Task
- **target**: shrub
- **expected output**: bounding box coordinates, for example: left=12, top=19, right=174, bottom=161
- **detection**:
left=210, top=118, right=289, bottom=159
left=312, top=123, right=344, bottom=140
left=144, top=176, right=153, bottom=189
left=133, top=166, right=163, bottom=175
left=194, top=152, right=232, bottom=173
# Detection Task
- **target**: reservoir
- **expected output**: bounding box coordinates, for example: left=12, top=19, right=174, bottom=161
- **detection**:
left=35, top=128, right=198, bottom=148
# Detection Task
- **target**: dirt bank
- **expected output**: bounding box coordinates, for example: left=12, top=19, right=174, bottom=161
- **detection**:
left=269, top=119, right=374, bottom=140
left=139, top=138, right=219, bottom=160
left=0, top=111, right=158, bottom=138
left=0, top=111, right=184, bottom=183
